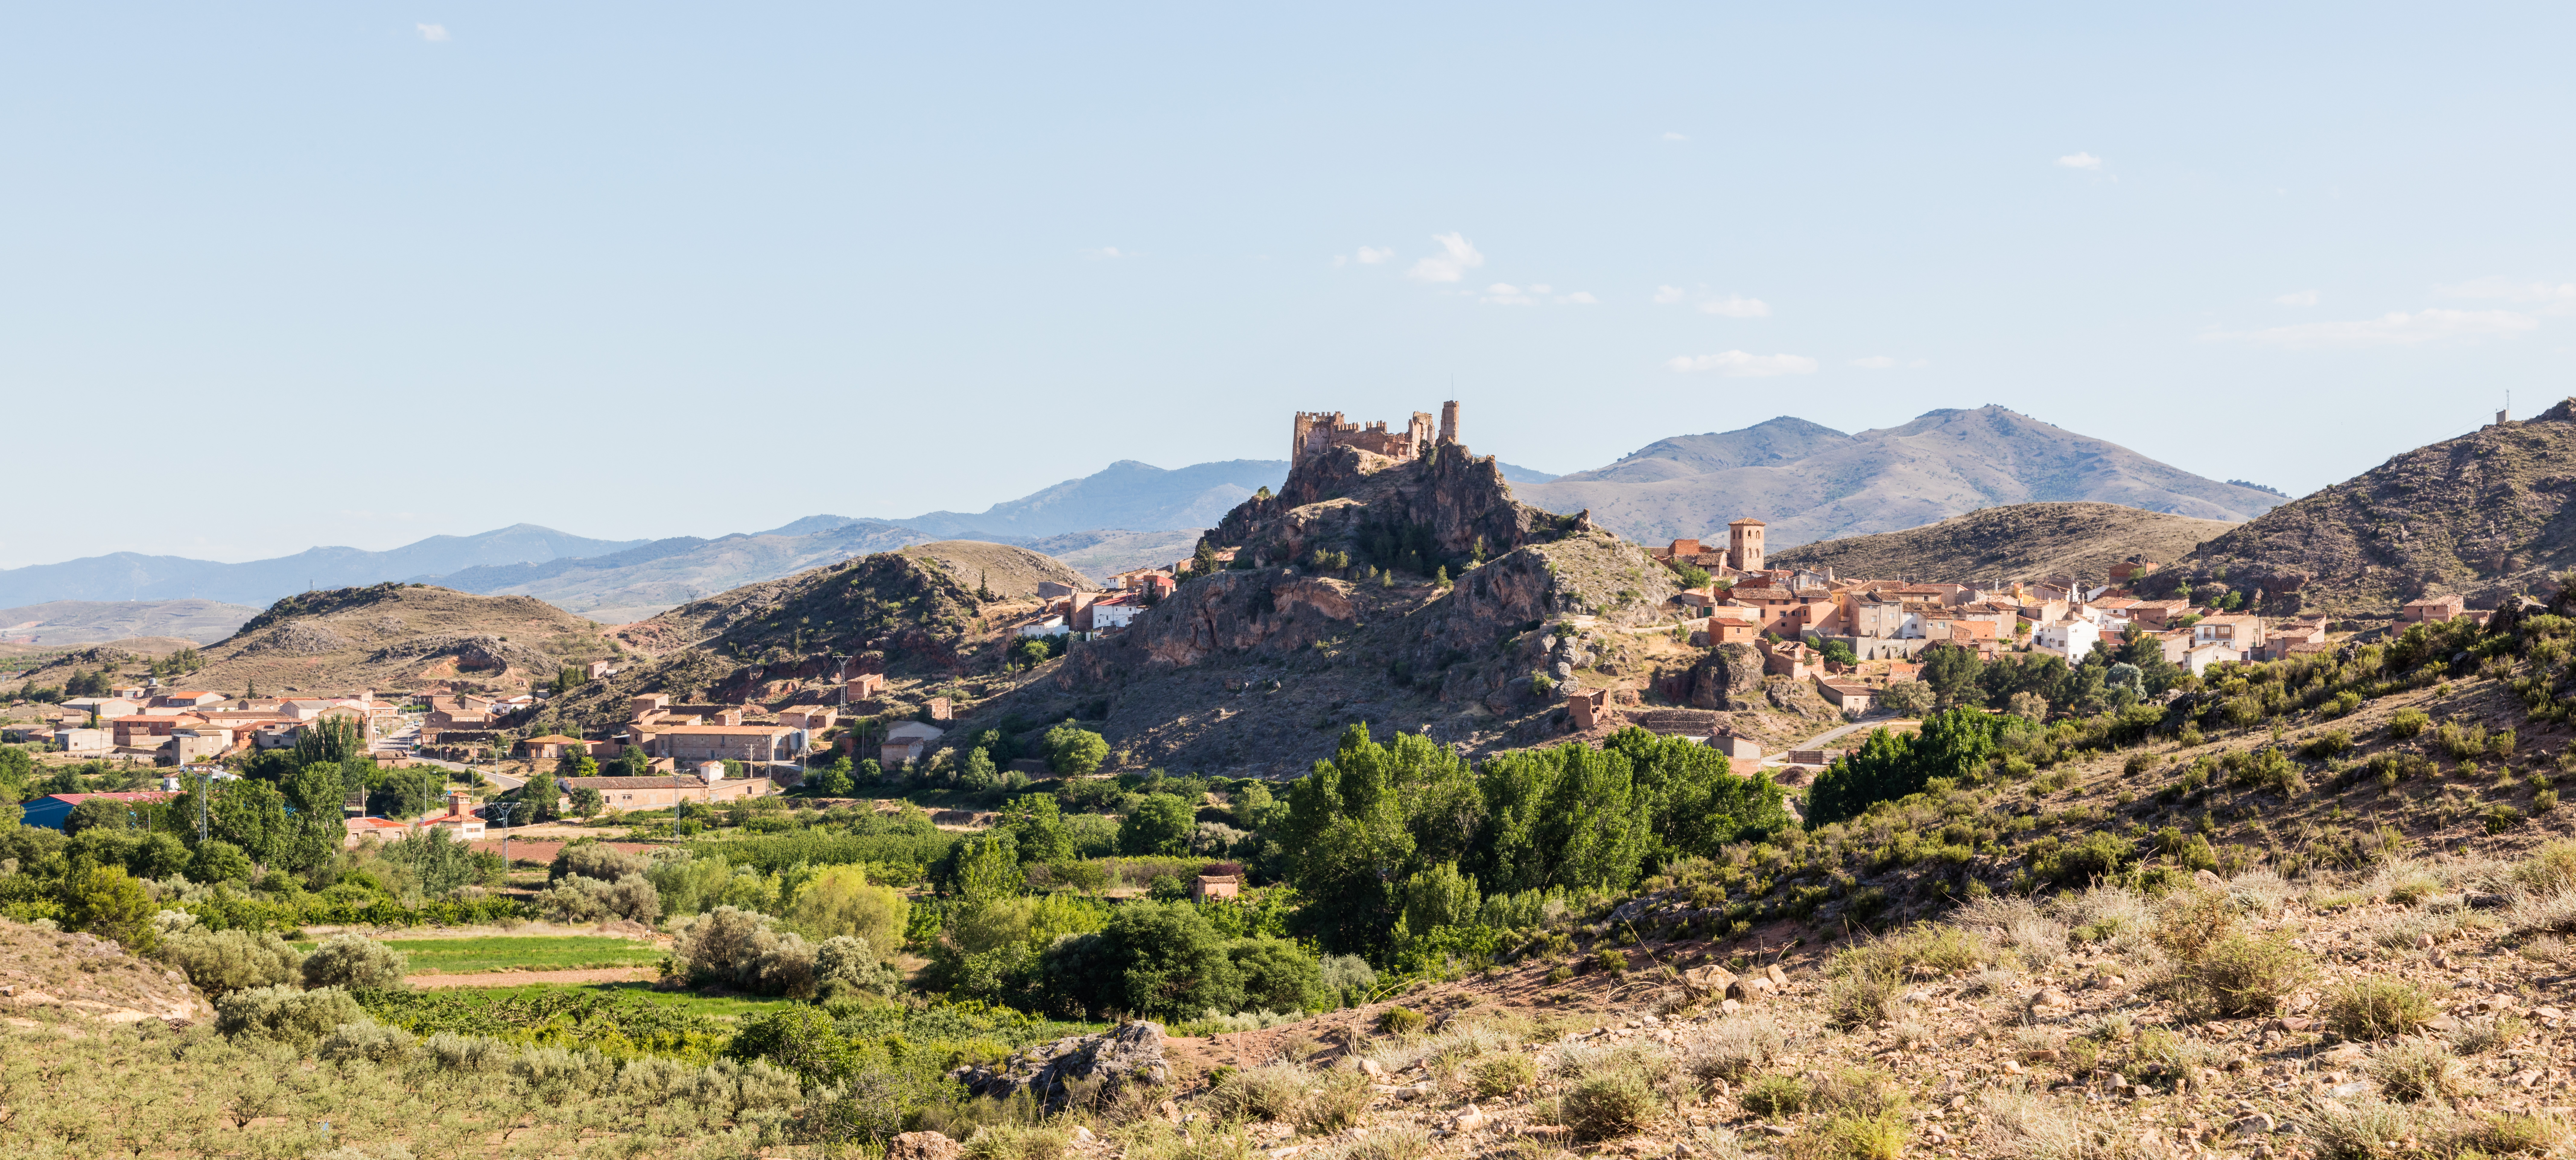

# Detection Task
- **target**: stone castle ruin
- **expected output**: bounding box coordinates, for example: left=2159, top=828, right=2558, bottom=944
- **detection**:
left=1291, top=400, right=1461, bottom=464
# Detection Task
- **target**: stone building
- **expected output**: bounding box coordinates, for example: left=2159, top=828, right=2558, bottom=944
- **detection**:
left=1290, top=401, right=1461, bottom=464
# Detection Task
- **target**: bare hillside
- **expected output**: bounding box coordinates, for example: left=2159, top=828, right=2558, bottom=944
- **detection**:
left=901, top=541, right=1092, bottom=599
left=2178, top=397, right=2576, bottom=617
left=1771, top=502, right=2238, bottom=586
left=186, top=583, right=620, bottom=695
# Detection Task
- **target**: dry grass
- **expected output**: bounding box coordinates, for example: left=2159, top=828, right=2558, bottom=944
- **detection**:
left=2324, top=978, right=2437, bottom=1040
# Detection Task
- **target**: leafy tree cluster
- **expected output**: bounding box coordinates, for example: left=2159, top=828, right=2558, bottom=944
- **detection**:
left=1273, top=725, right=1791, bottom=957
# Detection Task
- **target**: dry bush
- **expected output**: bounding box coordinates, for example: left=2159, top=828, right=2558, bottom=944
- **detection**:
left=1810, top=1065, right=1907, bottom=1118
left=2048, top=883, right=2151, bottom=947
left=1741, top=1072, right=1810, bottom=1117
left=2512, top=840, right=2576, bottom=897
left=2309, top=1097, right=2438, bottom=1160
left=318, top=1021, right=414, bottom=1064
left=2511, top=891, right=2576, bottom=936
left=2370, top=1037, right=2471, bottom=1103
left=1295, top=1069, right=1371, bottom=1134
left=158, top=927, right=303, bottom=998
left=1314, top=1125, right=1433, bottom=1160
left=1950, top=896, right=2068, bottom=967
left=2159, top=931, right=2310, bottom=1018
left=300, top=935, right=407, bottom=991
left=2450, top=1013, right=2528, bottom=1054
left=1556, top=1069, right=1660, bottom=1142
left=2149, top=888, right=2237, bottom=962
left=1472, top=1053, right=1535, bottom=1096
left=2227, top=870, right=2295, bottom=916
left=1967, top=1090, right=2084, bottom=1160
left=214, top=985, right=367, bottom=1050
left=1887, top=1018, right=1934, bottom=1050
left=2325, top=978, right=2436, bottom=1040
left=2455, top=1111, right=2571, bottom=1156
left=962, top=1123, right=1073, bottom=1160
left=1207, top=1064, right=1311, bottom=1122
left=1681, top=1015, right=1784, bottom=1085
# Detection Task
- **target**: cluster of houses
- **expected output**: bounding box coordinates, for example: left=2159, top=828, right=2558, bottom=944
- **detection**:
left=1650, top=518, right=2375, bottom=717
left=12, top=681, right=406, bottom=765
left=1013, top=577, right=1165, bottom=640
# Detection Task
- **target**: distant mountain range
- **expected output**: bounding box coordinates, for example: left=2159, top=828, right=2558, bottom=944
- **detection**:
left=0, top=599, right=264, bottom=646
left=1514, top=406, right=2282, bottom=548
left=0, top=407, right=2268, bottom=623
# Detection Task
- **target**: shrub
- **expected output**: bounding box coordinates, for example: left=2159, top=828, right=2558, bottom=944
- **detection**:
left=1593, top=948, right=1629, bottom=976
left=2150, top=889, right=2238, bottom=963
left=2123, top=751, right=2163, bottom=778
left=1827, top=1109, right=1912, bottom=1160
left=2389, top=708, right=2430, bottom=739
left=215, top=984, right=368, bottom=1050
left=551, top=842, right=650, bottom=882
left=2037, top=831, right=2130, bottom=886
left=1320, top=953, right=1377, bottom=1000
left=1822, top=966, right=1902, bottom=1030
left=1740, top=1073, right=1810, bottom=1117
left=2370, top=1037, right=2469, bottom=1102
left=2163, top=932, right=2310, bottom=1018
left=1209, top=1063, right=1312, bottom=1122
left=2513, top=840, right=2576, bottom=897
left=319, top=1020, right=417, bottom=1063
left=302, top=935, right=408, bottom=990
left=184, top=839, right=254, bottom=884
left=159, top=927, right=303, bottom=998
left=2301, top=731, right=2356, bottom=760
left=536, top=873, right=662, bottom=924
left=1296, top=1069, right=1372, bottom=1134
left=813, top=935, right=902, bottom=1000
left=1684, top=1016, right=1784, bottom=1084
left=2456, top=1112, right=2571, bottom=1156
left=671, top=905, right=822, bottom=997
left=2451, top=1013, right=2527, bottom=1055
left=2326, top=978, right=2436, bottom=1040
left=1473, top=1053, right=1536, bottom=1096
left=803, top=1072, right=908, bottom=1145
left=1558, top=1069, right=1660, bottom=1142
left=1377, top=1006, right=1427, bottom=1037
left=726, top=1007, right=859, bottom=1085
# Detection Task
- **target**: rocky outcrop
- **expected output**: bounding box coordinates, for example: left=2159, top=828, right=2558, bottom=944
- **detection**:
left=1058, top=570, right=1359, bottom=682
left=367, top=633, right=559, bottom=673
left=948, top=1021, right=1169, bottom=1112
left=1689, top=643, right=1762, bottom=710
left=1203, top=441, right=1567, bottom=572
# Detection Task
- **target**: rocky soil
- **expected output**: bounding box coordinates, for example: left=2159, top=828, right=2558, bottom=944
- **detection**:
left=1771, top=502, right=2241, bottom=590
left=2180, top=397, right=2576, bottom=617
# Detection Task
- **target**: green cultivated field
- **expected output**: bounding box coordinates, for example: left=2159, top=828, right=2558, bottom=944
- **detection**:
left=289, top=935, right=664, bottom=975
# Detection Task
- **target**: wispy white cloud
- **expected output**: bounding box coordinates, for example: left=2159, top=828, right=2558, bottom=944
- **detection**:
left=1354, top=245, right=1393, bottom=265
left=2215, top=308, right=2538, bottom=349
left=1652, top=285, right=1687, bottom=305
left=2057, top=152, right=2103, bottom=171
left=1083, top=246, right=1125, bottom=260
left=1851, top=356, right=1899, bottom=369
left=1557, top=291, right=1598, bottom=305
left=416, top=23, right=449, bottom=41
left=1480, top=282, right=1535, bottom=306
left=1699, top=295, right=1770, bottom=318
left=2274, top=290, right=2318, bottom=307
left=1665, top=351, right=1818, bottom=377
left=1662, top=131, right=1688, bottom=142
left=1406, top=232, right=1484, bottom=283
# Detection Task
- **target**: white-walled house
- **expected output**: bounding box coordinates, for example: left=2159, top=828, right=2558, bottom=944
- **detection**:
left=2033, top=619, right=2101, bottom=660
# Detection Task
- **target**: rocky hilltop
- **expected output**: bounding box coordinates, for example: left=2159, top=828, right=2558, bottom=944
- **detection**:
left=2175, top=398, right=2576, bottom=617
left=1771, top=501, right=2240, bottom=587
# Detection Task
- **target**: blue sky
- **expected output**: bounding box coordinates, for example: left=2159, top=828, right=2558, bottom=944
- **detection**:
left=5, top=3, right=2572, bottom=567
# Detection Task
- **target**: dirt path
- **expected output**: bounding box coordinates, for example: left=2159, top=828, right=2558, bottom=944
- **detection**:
left=406, top=967, right=658, bottom=989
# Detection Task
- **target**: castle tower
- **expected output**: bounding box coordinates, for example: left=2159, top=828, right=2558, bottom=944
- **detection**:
left=1407, top=411, right=1434, bottom=451
left=1727, top=517, right=1766, bottom=573
left=1439, top=400, right=1460, bottom=444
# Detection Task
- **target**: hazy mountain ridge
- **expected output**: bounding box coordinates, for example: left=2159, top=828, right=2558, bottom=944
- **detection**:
left=0, top=524, right=648, bottom=608
left=0, top=599, right=264, bottom=646
left=1517, top=406, right=2282, bottom=548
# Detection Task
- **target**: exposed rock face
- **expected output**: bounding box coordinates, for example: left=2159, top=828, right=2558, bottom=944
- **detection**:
left=1689, top=643, right=1762, bottom=709
left=948, top=1021, right=1170, bottom=1112
left=2181, top=398, right=2576, bottom=615
left=1059, top=571, right=1359, bottom=680
left=1204, top=441, right=1563, bottom=569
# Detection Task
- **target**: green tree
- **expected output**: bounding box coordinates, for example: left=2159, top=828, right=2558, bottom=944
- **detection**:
left=1921, top=643, right=1988, bottom=708
left=1276, top=726, right=1430, bottom=953
left=382, top=827, right=480, bottom=898
left=952, top=831, right=1024, bottom=907
left=1118, top=793, right=1196, bottom=856
left=557, top=749, right=599, bottom=778
left=521, top=771, right=559, bottom=822
left=1476, top=742, right=1649, bottom=895
left=809, top=756, right=856, bottom=797
left=1045, top=722, right=1110, bottom=777
left=1040, top=900, right=1242, bottom=1020
left=1806, top=727, right=1916, bottom=827
left=788, top=864, right=911, bottom=952
left=65, top=796, right=136, bottom=836
left=1187, top=541, right=1220, bottom=581
left=1816, top=639, right=1858, bottom=668
left=999, top=793, right=1075, bottom=864
left=292, top=716, right=365, bottom=769
left=59, top=863, right=159, bottom=952
left=569, top=786, right=603, bottom=817
left=1395, top=860, right=1482, bottom=939
left=1875, top=679, right=1935, bottom=718
left=1228, top=937, right=1326, bottom=1013
left=185, top=839, right=254, bottom=884
left=210, top=779, right=291, bottom=870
